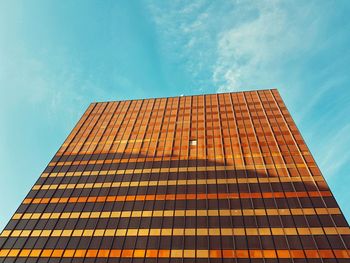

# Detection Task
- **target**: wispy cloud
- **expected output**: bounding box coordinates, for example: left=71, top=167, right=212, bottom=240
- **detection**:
left=319, top=124, right=350, bottom=177
left=0, top=46, right=105, bottom=127
left=147, top=0, right=326, bottom=92
left=213, top=1, right=325, bottom=92
left=147, top=1, right=219, bottom=89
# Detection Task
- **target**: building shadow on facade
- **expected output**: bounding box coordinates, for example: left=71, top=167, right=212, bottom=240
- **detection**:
left=0, top=150, right=349, bottom=263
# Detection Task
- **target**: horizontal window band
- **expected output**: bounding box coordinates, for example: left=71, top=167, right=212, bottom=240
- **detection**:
left=0, top=248, right=348, bottom=258
left=32, top=177, right=324, bottom=191
left=11, top=208, right=341, bottom=221
left=56, top=143, right=311, bottom=158
left=6, top=215, right=346, bottom=232
left=3, top=235, right=349, bottom=251
left=19, top=200, right=341, bottom=215
left=30, top=187, right=326, bottom=201
left=35, top=177, right=326, bottom=192
left=41, top=164, right=318, bottom=178
left=22, top=191, right=332, bottom=205
left=1, top=227, right=349, bottom=238
left=57, top=136, right=309, bottom=150
left=49, top=151, right=312, bottom=167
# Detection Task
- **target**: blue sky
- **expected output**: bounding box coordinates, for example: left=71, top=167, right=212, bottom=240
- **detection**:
left=0, top=0, right=349, bottom=231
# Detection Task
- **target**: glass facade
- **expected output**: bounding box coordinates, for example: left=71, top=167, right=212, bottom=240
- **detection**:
left=0, top=89, right=349, bottom=262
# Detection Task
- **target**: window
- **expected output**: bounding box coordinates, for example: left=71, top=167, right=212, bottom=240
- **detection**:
left=189, top=139, right=197, bottom=146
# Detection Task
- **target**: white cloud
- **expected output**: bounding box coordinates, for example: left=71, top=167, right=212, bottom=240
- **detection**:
left=213, top=1, right=322, bottom=92
left=147, top=0, right=325, bottom=92
left=146, top=1, right=218, bottom=88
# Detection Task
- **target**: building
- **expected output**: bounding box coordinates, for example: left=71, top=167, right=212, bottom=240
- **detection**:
left=0, top=89, right=349, bottom=262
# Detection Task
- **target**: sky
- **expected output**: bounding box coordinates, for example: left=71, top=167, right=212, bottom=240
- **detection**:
left=0, top=0, right=349, bottom=231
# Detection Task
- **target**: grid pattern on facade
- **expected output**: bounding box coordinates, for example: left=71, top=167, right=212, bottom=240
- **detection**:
left=0, top=89, right=349, bottom=263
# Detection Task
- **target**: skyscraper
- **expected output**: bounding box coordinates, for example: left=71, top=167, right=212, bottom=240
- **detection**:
left=0, top=89, right=349, bottom=262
